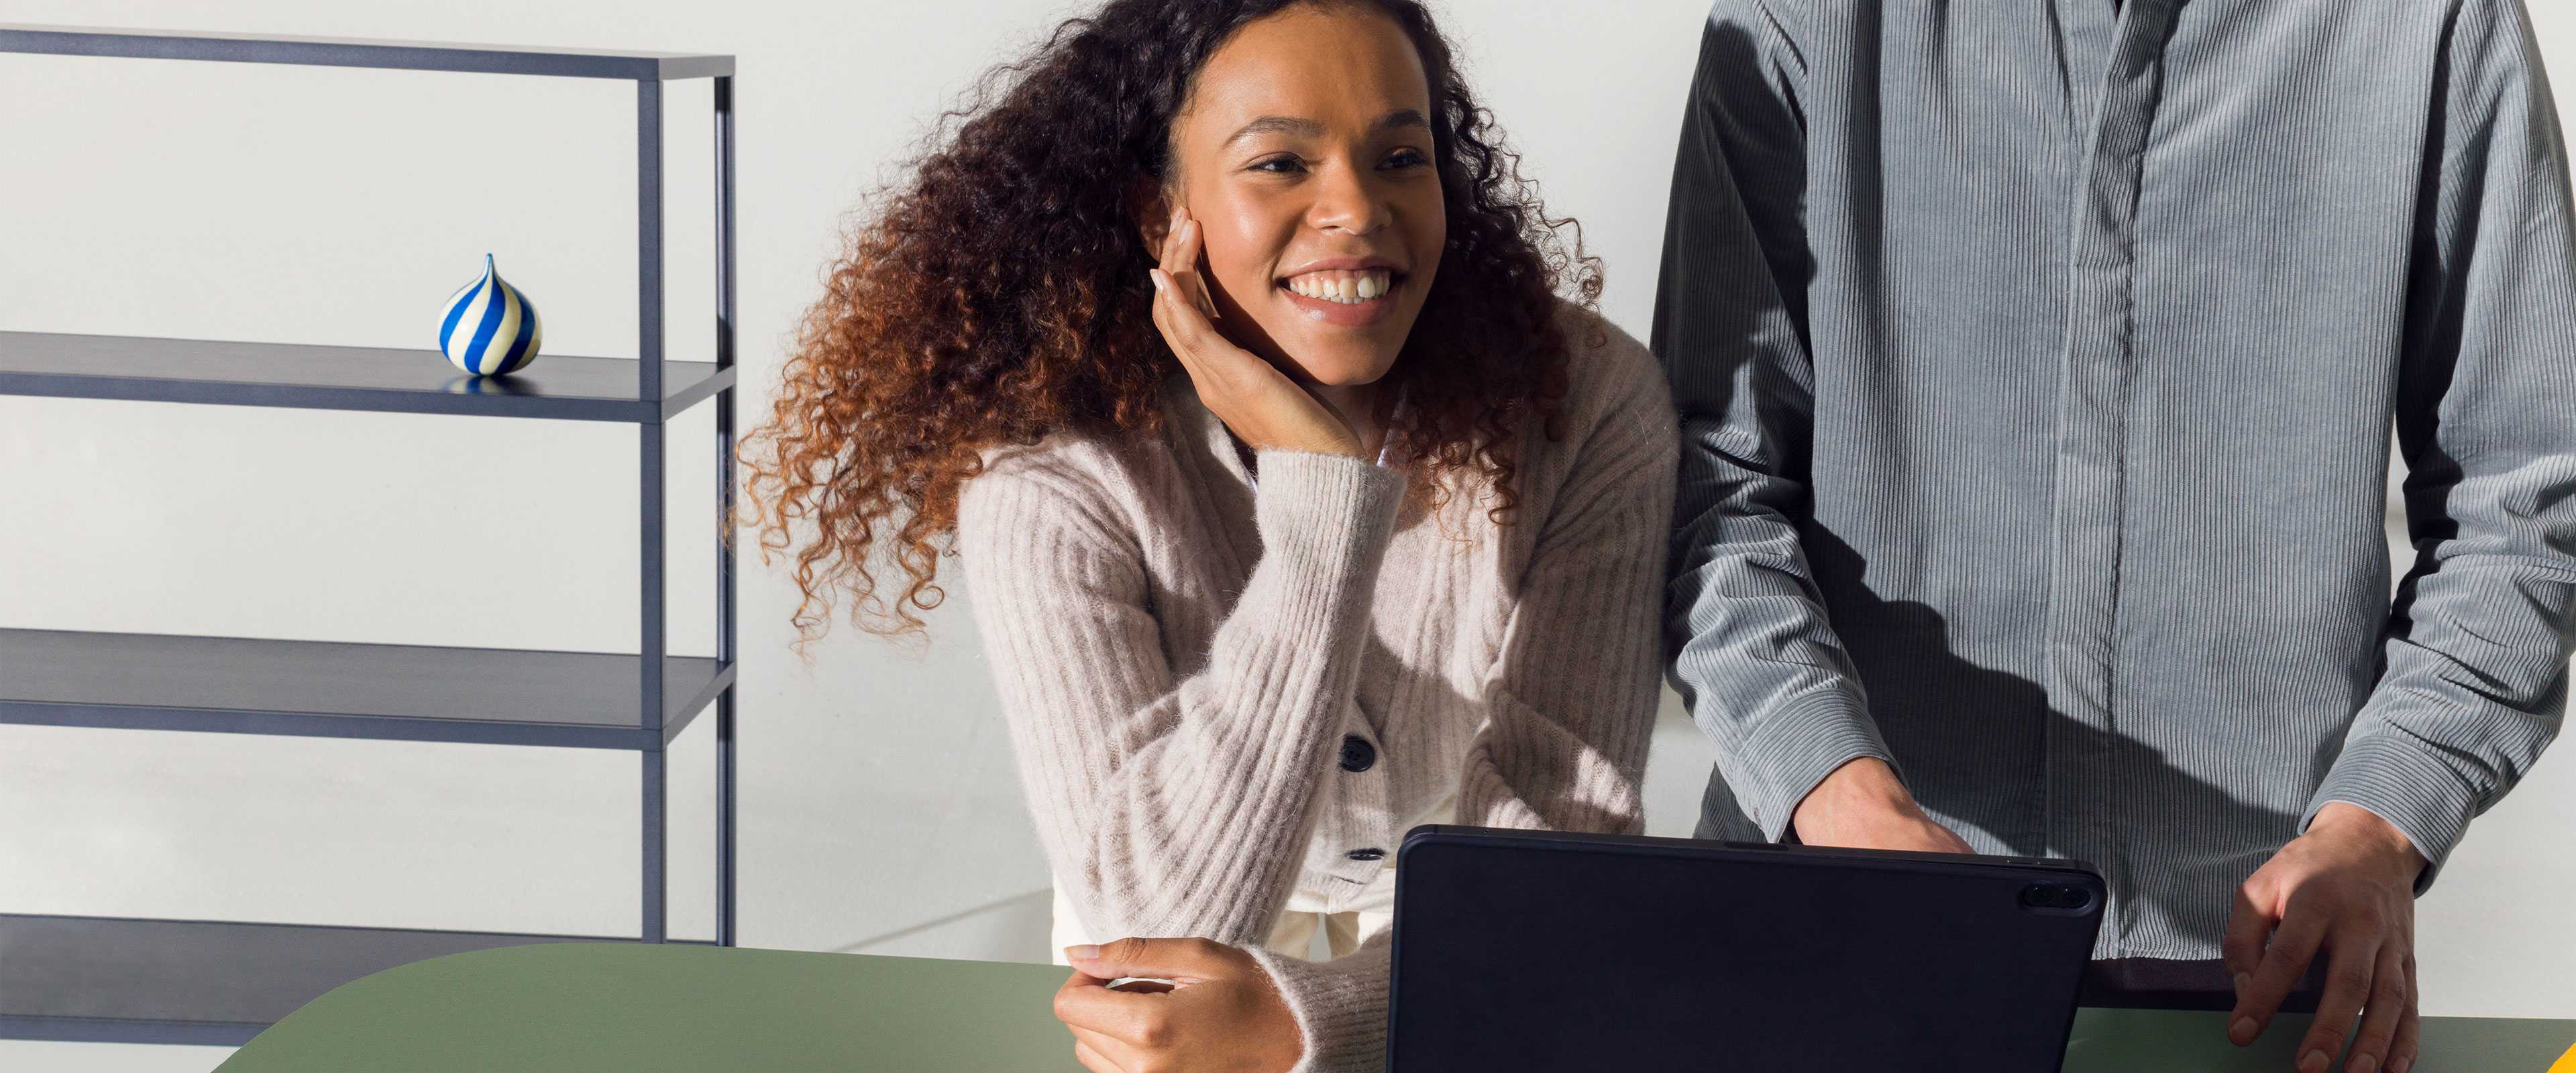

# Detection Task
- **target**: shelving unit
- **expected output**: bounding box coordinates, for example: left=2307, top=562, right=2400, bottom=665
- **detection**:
left=0, top=23, right=739, bottom=1046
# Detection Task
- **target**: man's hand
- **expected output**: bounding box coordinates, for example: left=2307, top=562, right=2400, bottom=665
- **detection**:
left=1790, top=756, right=1976, bottom=854
left=2223, top=801, right=2429, bottom=1073
left=1053, top=937, right=1303, bottom=1073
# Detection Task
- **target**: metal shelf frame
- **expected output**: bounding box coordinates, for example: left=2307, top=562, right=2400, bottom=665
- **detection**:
left=0, top=21, right=739, bottom=1046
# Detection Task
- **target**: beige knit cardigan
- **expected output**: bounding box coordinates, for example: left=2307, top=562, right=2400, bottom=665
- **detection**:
left=957, top=302, right=1677, bottom=1071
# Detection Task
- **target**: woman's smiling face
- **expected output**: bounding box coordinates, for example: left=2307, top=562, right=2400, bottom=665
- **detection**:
left=1154, top=2, right=1446, bottom=388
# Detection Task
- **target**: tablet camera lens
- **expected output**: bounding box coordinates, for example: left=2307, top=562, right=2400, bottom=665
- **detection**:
left=2021, top=884, right=2092, bottom=911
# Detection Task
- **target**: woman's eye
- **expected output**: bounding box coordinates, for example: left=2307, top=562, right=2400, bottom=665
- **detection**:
left=1382, top=148, right=1429, bottom=170
left=1250, top=156, right=1305, bottom=174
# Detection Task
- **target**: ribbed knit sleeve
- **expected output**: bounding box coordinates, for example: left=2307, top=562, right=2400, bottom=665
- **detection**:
left=1454, top=323, right=1674, bottom=838
left=957, top=447, right=1407, bottom=947
left=1244, top=931, right=1394, bottom=1073
left=1244, top=319, right=1679, bottom=1073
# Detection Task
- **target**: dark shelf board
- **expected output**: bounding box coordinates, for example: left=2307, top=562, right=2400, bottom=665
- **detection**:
left=0, top=23, right=733, bottom=80
left=0, top=332, right=732, bottom=423
left=0, top=628, right=731, bottom=750
left=0, top=912, right=713, bottom=1046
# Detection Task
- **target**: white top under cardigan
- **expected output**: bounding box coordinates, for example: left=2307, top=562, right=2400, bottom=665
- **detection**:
left=955, top=301, right=1676, bottom=1072
left=1043, top=396, right=1449, bottom=966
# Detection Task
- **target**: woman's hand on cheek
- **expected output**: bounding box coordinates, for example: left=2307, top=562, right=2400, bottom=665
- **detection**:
left=1053, top=936, right=1305, bottom=1073
left=1150, top=205, right=1362, bottom=458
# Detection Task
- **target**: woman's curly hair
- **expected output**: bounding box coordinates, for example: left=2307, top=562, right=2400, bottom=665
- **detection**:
left=734, top=0, right=1603, bottom=660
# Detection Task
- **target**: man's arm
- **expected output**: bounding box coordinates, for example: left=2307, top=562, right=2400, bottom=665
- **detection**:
left=2302, top=0, right=2575, bottom=895
left=1651, top=0, right=1962, bottom=850
left=2226, top=3, right=2576, bottom=1072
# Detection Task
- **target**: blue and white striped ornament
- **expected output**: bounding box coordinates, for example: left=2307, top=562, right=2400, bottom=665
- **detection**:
left=438, top=253, right=543, bottom=376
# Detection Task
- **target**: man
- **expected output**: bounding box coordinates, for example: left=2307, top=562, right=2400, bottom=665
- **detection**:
left=1652, top=3, right=2573, bottom=1072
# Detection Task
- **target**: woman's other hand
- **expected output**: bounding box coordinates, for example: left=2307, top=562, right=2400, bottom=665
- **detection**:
left=1150, top=205, right=1364, bottom=457
left=1054, top=936, right=1303, bottom=1073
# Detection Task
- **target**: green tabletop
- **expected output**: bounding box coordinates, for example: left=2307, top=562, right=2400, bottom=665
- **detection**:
left=212, top=943, right=2576, bottom=1072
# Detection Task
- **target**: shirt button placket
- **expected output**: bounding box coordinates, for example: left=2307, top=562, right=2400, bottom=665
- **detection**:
left=2045, top=0, right=2183, bottom=956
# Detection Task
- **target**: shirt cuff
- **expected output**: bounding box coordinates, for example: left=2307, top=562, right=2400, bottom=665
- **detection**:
left=1701, top=687, right=1900, bottom=842
left=1243, top=941, right=1388, bottom=1073
left=2300, top=732, right=2481, bottom=896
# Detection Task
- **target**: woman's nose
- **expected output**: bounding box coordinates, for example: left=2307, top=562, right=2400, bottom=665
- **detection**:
left=1306, top=164, right=1388, bottom=235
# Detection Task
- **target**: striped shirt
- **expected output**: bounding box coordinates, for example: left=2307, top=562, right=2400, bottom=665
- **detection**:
left=1652, top=0, right=2575, bottom=960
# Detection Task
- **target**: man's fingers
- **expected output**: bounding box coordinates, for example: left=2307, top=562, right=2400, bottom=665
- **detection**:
left=2387, top=951, right=2421, bottom=1073
left=2231, top=908, right=2327, bottom=1044
left=2337, top=944, right=2409, bottom=1073
left=2290, top=934, right=2379, bottom=1073
left=2222, top=882, right=2277, bottom=989
left=1067, top=936, right=1234, bottom=984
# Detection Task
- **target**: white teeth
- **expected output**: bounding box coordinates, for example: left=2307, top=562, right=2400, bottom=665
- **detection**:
left=1285, top=269, right=1393, bottom=304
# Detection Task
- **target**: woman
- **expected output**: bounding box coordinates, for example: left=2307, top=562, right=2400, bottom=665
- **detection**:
left=735, top=1, right=1676, bottom=1070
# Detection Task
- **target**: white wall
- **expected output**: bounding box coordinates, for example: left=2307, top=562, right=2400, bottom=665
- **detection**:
left=2, top=1, right=2570, bottom=1068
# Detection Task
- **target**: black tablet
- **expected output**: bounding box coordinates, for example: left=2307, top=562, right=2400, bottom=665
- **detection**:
left=1386, top=825, right=2106, bottom=1071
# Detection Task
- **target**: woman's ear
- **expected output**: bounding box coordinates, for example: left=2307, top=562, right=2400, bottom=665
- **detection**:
left=1130, top=178, right=1171, bottom=253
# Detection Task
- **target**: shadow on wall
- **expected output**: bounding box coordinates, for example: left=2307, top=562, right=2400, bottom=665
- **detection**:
left=833, top=887, right=1055, bottom=960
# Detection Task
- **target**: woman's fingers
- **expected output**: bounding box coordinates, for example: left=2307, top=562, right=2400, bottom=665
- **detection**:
left=1144, top=270, right=1181, bottom=364
left=1069, top=936, right=1238, bottom=984
left=1155, top=205, right=1183, bottom=276
left=1150, top=268, right=1238, bottom=390
left=1072, top=1037, right=1125, bottom=1073
left=1173, top=214, right=1220, bottom=321
left=1055, top=968, right=1153, bottom=1044
left=1150, top=269, right=1216, bottom=354
left=1152, top=205, right=1216, bottom=318
left=1140, top=203, right=1361, bottom=457
left=1150, top=207, right=1244, bottom=379
left=1069, top=1023, right=1142, bottom=1072
left=1147, top=270, right=1213, bottom=382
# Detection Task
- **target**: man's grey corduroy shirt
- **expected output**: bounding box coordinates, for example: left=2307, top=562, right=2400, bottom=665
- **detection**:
left=1653, top=0, right=2575, bottom=959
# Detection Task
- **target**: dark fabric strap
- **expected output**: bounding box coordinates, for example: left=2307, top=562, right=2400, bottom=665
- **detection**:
left=2081, top=956, right=2326, bottom=1012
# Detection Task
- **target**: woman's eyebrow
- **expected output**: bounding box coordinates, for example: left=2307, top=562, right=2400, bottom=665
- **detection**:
left=1222, top=108, right=1430, bottom=148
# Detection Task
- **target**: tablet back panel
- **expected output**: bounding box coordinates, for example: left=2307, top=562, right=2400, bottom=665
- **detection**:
left=1387, top=826, right=2105, bottom=1072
